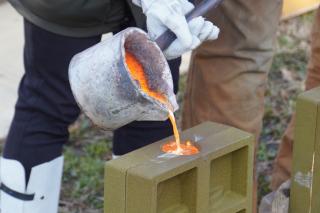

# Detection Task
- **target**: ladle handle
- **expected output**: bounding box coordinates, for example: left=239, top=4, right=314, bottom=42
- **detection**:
left=155, top=0, right=223, bottom=51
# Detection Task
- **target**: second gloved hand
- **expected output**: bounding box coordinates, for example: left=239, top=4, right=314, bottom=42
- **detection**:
left=133, top=0, right=220, bottom=60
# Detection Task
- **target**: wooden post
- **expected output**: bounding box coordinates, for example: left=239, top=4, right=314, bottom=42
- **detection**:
left=104, top=122, right=254, bottom=213
left=290, top=87, right=320, bottom=212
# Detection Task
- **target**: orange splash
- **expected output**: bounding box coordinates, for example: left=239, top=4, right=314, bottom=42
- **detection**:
left=125, top=51, right=199, bottom=155
left=162, top=141, right=199, bottom=155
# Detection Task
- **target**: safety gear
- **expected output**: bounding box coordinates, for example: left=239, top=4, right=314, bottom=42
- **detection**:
left=133, top=0, right=220, bottom=59
left=0, top=156, right=64, bottom=213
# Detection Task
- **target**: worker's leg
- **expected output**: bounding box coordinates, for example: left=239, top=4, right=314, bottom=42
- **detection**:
left=271, top=6, right=320, bottom=190
left=1, top=19, right=101, bottom=213
left=112, top=58, right=181, bottom=155
left=182, top=0, right=283, bottom=211
left=270, top=116, right=295, bottom=190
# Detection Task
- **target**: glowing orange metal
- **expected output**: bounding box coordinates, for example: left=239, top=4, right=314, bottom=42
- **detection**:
left=125, top=52, right=167, bottom=104
left=162, top=141, right=199, bottom=155
left=125, top=51, right=199, bottom=156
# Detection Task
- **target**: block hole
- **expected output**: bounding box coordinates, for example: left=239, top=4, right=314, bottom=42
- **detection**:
left=157, top=168, right=197, bottom=213
left=209, top=146, right=249, bottom=212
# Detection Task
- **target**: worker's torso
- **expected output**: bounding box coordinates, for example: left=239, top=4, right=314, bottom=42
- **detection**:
left=8, top=0, right=145, bottom=37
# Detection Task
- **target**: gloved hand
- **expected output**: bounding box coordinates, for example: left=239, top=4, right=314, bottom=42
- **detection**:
left=133, top=0, right=220, bottom=59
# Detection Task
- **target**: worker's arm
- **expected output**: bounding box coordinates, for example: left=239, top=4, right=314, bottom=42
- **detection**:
left=132, top=0, right=220, bottom=59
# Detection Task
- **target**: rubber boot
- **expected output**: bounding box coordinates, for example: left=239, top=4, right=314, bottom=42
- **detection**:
left=0, top=156, right=63, bottom=213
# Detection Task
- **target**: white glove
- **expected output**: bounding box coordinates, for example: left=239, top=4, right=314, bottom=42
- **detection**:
left=133, top=0, right=220, bottom=60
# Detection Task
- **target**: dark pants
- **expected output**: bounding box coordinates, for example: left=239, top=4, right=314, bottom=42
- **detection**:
left=3, top=19, right=180, bottom=180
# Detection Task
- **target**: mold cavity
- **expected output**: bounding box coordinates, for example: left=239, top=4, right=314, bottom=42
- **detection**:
left=209, top=146, right=249, bottom=212
left=157, top=168, right=197, bottom=213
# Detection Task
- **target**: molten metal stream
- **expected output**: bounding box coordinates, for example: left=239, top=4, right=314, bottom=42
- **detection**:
left=125, top=51, right=199, bottom=155
left=168, top=111, right=182, bottom=152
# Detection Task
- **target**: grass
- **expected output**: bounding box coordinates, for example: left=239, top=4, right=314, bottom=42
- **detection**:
left=59, top=116, right=113, bottom=212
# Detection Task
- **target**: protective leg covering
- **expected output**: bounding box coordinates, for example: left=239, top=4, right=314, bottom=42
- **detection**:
left=0, top=156, right=63, bottom=213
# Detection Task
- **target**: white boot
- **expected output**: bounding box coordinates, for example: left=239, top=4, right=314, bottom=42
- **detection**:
left=0, top=156, right=64, bottom=213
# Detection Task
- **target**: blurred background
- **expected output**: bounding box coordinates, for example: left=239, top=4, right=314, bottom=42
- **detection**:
left=0, top=0, right=318, bottom=212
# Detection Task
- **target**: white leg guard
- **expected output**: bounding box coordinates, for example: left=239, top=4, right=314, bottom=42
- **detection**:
left=0, top=156, right=64, bottom=213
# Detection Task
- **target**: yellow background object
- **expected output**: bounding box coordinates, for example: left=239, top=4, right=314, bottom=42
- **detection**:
left=283, top=0, right=320, bottom=19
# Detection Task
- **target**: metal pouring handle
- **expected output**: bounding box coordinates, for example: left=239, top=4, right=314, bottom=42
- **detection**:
left=155, top=0, right=223, bottom=51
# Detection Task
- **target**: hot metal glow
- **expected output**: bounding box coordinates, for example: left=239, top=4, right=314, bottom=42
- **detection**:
left=125, top=51, right=199, bottom=155
left=162, top=141, right=199, bottom=155
left=125, top=52, right=167, bottom=104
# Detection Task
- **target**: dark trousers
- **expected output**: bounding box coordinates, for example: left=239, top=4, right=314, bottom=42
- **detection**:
left=3, top=19, right=180, bottom=180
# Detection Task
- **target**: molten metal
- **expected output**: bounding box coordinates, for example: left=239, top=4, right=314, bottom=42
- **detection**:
left=125, top=51, right=199, bottom=155
left=162, top=141, right=199, bottom=155
left=125, top=51, right=167, bottom=104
